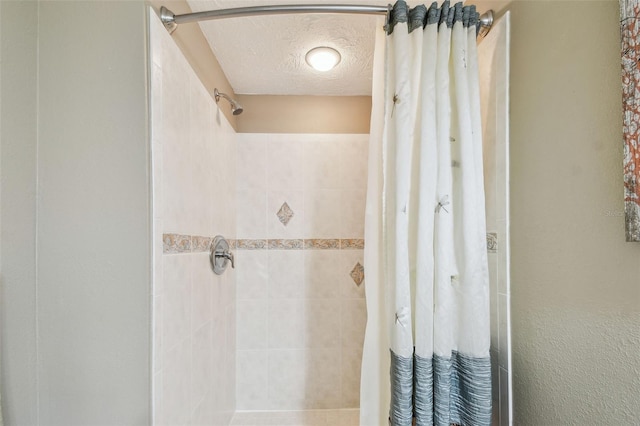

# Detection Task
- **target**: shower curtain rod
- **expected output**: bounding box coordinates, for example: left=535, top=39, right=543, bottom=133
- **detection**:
left=159, top=4, right=494, bottom=36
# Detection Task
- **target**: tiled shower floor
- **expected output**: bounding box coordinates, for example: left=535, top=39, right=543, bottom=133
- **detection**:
left=230, top=409, right=360, bottom=426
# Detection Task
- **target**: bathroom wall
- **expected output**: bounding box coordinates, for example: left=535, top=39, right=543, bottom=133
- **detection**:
left=235, top=133, right=368, bottom=411
left=1, top=1, right=151, bottom=424
left=509, top=1, right=640, bottom=424
left=478, top=13, right=511, bottom=426
left=236, top=96, right=371, bottom=134
left=149, top=11, right=237, bottom=425
left=0, top=1, right=38, bottom=423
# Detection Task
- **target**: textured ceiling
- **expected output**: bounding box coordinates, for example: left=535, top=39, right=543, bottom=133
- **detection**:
left=186, top=0, right=390, bottom=96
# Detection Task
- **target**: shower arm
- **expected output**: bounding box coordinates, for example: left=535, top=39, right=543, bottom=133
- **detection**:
left=214, top=89, right=232, bottom=104
left=160, top=4, right=494, bottom=37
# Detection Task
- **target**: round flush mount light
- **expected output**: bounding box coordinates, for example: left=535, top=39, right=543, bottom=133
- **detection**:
left=305, top=46, right=341, bottom=72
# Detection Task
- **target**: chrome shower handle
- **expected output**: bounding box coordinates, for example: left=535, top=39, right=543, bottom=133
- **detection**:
left=210, top=235, right=234, bottom=275
left=216, top=249, right=235, bottom=269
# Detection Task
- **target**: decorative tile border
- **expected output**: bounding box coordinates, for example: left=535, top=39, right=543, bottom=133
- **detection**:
left=163, top=233, right=235, bottom=254
left=341, top=239, right=365, bottom=249
left=163, top=233, right=192, bottom=253
left=192, top=236, right=212, bottom=252
left=236, top=238, right=364, bottom=250
left=268, top=239, right=304, bottom=250
left=304, top=239, right=340, bottom=249
left=236, top=239, right=268, bottom=250
left=164, top=234, right=497, bottom=253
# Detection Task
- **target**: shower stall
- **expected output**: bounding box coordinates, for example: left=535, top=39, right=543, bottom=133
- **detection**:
left=148, top=2, right=511, bottom=425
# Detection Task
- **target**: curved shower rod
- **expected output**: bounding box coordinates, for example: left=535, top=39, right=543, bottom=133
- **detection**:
left=160, top=4, right=494, bottom=37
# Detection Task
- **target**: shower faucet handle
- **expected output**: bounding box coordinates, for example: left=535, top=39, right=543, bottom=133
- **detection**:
left=217, top=249, right=235, bottom=269
left=210, top=236, right=235, bottom=274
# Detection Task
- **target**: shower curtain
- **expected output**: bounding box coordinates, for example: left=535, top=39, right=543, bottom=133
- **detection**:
left=360, top=1, right=491, bottom=425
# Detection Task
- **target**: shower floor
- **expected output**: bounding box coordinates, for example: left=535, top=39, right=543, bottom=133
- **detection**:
left=230, top=409, right=359, bottom=426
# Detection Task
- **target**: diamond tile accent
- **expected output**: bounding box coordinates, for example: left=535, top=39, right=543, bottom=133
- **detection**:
left=276, top=202, right=294, bottom=226
left=350, top=262, right=365, bottom=287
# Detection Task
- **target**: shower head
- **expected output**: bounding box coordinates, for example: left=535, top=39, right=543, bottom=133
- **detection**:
left=214, top=88, right=244, bottom=115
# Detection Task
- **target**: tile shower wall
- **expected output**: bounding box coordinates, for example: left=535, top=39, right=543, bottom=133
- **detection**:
left=235, top=133, right=369, bottom=410
left=478, top=13, right=511, bottom=426
left=149, top=11, right=236, bottom=426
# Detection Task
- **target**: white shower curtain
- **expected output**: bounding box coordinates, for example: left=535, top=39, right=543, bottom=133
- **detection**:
left=361, top=1, right=491, bottom=425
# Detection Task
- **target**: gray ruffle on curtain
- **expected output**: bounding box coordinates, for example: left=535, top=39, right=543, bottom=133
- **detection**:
left=385, top=0, right=480, bottom=35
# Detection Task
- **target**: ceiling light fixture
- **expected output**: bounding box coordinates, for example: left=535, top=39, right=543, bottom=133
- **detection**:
left=305, top=46, right=341, bottom=72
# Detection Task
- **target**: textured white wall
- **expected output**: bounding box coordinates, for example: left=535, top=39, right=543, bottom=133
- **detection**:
left=509, top=1, right=640, bottom=424
left=1, top=1, right=151, bottom=424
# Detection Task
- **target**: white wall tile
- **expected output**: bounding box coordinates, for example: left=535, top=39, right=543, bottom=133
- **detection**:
left=305, top=299, right=341, bottom=348
left=237, top=299, right=267, bottom=350
left=341, top=346, right=363, bottom=408
left=191, top=253, right=214, bottom=333
left=149, top=15, right=164, bottom=67
left=152, top=140, right=164, bottom=222
left=339, top=135, right=369, bottom=191
left=153, top=370, right=163, bottom=425
left=236, top=350, right=268, bottom=410
left=151, top=14, right=237, bottom=424
left=303, top=137, right=341, bottom=190
left=154, top=295, right=163, bottom=374
left=234, top=133, right=369, bottom=412
left=161, top=46, right=192, bottom=234
left=268, top=250, right=304, bottom=299
left=237, top=134, right=268, bottom=192
left=268, top=299, right=305, bottom=349
left=162, top=254, right=192, bottom=352
left=189, top=78, right=215, bottom=237
left=191, top=323, right=213, bottom=415
left=340, top=189, right=366, bottom=239
left=341, top=299, right=367, bottom=349
left=237, top=189, right=267, bottom=239
left=162, top=127, right=192, bottom=233
left=211, top=309, right=227, bottom=394
left=305, top=250, right=342, bottom=299
left=153, top=218, right=164, bottom=296
left=162, top=338, right=191, bottom=426
left=212, top=273, right=228, bottom=321
left=267, top=138, right=304, bottom=190
left=305, top=349, right=342, bottom=407
left=191, top=392, right=215, bottom=426
left=236, top=250, right=268, bottom=300
left=304, top=189, right=342, bottom=238
left=268, top=350, right=306, bottom=408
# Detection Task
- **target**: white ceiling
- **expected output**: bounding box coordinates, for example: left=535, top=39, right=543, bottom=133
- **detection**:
left=186, top=0, right=390, bottom=96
